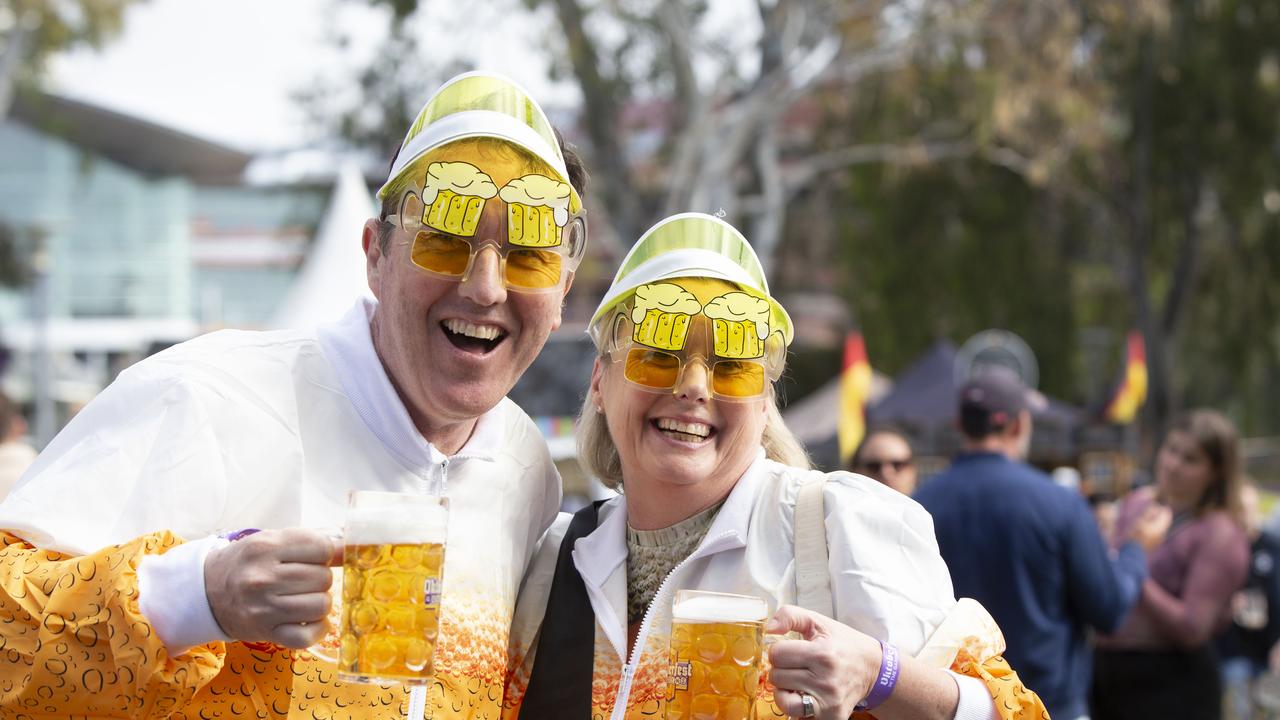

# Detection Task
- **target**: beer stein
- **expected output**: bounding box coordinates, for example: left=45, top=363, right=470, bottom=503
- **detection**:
left=310, top=491, right=449, bottom=686
left=666, top=589, right=768, bottom=720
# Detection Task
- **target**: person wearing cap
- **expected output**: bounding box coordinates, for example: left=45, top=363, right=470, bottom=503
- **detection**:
left=914, top=368, right=1169, bottom=720
left=0, top=72, right=587, bottom=718
left=502, top=213, right=1046, bottom=720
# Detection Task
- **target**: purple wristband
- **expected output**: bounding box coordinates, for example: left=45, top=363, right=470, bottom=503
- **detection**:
left=220, top=528, right=261, bottom=542
left=854, top=640, right=900, bottom=711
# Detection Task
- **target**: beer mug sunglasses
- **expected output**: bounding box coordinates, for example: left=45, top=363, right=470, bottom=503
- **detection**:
left=387, top=191, right=587, bottom=293
left=604, top=313, right=783, bottom=402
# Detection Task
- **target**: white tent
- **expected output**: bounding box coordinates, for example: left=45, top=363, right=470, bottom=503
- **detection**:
left=272, top=161, right=376, bottom=330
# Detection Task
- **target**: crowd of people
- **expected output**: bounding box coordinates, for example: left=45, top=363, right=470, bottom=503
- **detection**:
left=863, top=384, right=1266, bottom=720
left=0, top=70, right=1266, bottom=720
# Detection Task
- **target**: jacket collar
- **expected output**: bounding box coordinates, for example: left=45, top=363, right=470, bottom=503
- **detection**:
left=573, top=449, right=770, bottom=588
left=316, top=298, right=504, bottom=472
left=952, top=450, right=1012, bottom=465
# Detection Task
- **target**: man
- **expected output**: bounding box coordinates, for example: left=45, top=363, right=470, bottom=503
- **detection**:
left=0, top=72, right=587, bottom=718
left=850, top=428, right=918, bottom=495
left=914, top=368, right=1166, bottom=720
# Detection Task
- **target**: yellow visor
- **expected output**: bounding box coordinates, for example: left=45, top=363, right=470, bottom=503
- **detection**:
left=380, top=72, right=575, bottom=207
left=590, top=213, right=792, bottom=347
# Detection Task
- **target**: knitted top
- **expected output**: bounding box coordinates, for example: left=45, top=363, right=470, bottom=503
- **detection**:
left=625, top=501, right=724, bottom=623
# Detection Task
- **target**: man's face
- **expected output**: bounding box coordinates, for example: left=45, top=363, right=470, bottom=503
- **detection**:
left=364, top=146, right=570, bottom=441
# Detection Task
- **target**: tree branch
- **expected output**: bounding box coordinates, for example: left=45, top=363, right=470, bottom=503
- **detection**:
left=547, top=0, right=642, bottom=240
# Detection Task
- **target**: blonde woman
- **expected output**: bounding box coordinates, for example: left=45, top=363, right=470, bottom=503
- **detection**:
left=503, top=213, right=1046, bottom=720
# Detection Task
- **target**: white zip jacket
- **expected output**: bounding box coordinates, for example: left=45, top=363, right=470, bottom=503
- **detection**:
left=0, top=298, right=561, bottom=719
left=504, top=453, right=1003, bottom=720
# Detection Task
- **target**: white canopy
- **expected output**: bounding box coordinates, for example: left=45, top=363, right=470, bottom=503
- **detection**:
left=272, top=161, right=375, bottom=330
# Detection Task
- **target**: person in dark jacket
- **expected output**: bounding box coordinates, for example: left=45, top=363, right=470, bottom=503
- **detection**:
left=1216, top=482, right=1280, bottom=719
left=915, top=368, right=1169, bottom=720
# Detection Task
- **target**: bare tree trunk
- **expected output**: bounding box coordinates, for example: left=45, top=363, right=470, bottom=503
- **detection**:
left=0, top=16, right=35, bottom=121
left=547, top=0, right=643, bottom=243
left=1127, top=31, right=1173, bottom=446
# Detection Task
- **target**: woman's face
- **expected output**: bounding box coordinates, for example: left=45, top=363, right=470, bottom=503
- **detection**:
left=591, top=343, right=768, bottom=502
left=1156, top=429, right=1217, bottom=512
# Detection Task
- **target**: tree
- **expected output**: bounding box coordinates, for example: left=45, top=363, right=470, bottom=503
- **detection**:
left=308, top=0, right=1280, bottom=437
left=309, top=0, right=1025, bottom=260
left=0, top=0, right=139, bottom=119
left=1, top=0, right=140, bottom=294
left=825, top=0, right=1280, bottom=435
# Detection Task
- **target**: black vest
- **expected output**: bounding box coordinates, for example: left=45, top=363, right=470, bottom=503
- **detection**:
left=517, top=501, right=608, bottom=719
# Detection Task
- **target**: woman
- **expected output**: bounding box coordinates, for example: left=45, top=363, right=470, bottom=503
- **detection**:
left=502, top=213, right=1044, bottom=720
left=1093, top=409, right=1250, bottom=720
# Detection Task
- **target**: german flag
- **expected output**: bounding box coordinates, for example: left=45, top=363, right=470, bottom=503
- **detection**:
left=838, top=332, right=873, bottom=465
left=1104, top=331, right=1148, bottom=424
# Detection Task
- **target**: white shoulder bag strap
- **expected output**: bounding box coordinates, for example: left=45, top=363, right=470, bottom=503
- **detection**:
left=794, top=474, right=834, bottom=618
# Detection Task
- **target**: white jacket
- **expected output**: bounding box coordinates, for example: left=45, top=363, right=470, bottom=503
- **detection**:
left=504, top=454, right=1000, bottom=720
left=0, top=298, right=561, bottom=720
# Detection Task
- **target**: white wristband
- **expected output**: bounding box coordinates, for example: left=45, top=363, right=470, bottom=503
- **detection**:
left=137, top=535, right=233, bottom=655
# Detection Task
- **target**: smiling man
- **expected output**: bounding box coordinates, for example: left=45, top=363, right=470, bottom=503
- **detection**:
left=0, top=72, right=587, bottom=719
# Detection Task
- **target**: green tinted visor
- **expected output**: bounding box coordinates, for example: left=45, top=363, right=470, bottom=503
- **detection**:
left=589, top=213, right=793, bottom=347
left=379, top=72, right=574, bottom=204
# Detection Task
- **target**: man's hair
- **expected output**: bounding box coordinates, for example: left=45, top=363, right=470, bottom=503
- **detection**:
left=959, top=405, right=1007, bottom=439
left=376, top=128, right=589, bottom=251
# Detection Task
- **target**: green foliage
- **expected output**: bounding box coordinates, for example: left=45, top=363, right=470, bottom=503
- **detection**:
left=835, top=160, right=1080, bottom=403
left=824, top=0, right=1280, bottom=434
left=1, top=0, right=137, bottom=75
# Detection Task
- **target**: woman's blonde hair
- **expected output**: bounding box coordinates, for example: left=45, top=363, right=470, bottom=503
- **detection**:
left=575, top=355, right=811, bottom=490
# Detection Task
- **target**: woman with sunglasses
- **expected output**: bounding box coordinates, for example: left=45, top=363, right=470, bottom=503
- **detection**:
left=502, top=214, right=1044, bottom=720
left=851, top=429, right=919, bottom=495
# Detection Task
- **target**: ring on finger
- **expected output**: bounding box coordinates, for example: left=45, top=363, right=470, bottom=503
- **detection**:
left=799, top=691, right=817, bottom=719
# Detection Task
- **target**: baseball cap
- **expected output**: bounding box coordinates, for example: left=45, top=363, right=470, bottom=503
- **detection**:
left=958, top=367, right=1033, bottom=434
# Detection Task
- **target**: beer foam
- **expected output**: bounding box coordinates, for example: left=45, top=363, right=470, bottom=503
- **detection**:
left=498, top=175, right=571, bottom=226
left=422, top=162, right=498, bottom=205
left=703, top=292, right=771, bottom=340
left=630, top=283, right=702, bottom=325
left=672, top=594, right=768, bottom=623
left=345, top=503, right=449, bottom=545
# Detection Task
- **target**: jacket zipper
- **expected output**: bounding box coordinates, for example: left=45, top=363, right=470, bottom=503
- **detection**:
left=407, top=457, right=451, bottom=718
left=609, top=530, right=736, bottom=720
left=408, top=686, right=426, bottom=718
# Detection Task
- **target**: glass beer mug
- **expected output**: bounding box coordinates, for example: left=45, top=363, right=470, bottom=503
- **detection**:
left=666, top=590, right=768, bottom=720
left=310, top=491, right=449, bottom=686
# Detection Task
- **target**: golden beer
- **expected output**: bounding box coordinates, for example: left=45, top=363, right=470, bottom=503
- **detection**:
left=327, top=492, right=449, bottom=685
left=667, top=591, right=767, bottom=720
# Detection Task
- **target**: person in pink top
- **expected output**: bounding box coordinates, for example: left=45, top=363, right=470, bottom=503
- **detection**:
left=1092, top=409, right=1250, bottom=720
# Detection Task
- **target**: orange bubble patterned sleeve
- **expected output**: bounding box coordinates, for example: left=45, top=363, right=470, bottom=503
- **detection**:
left=947, top=652, right=1050, bottom=720
left=0, top=530, right=226, bottom=717
left=843, top=651, right=1048, bottom=720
